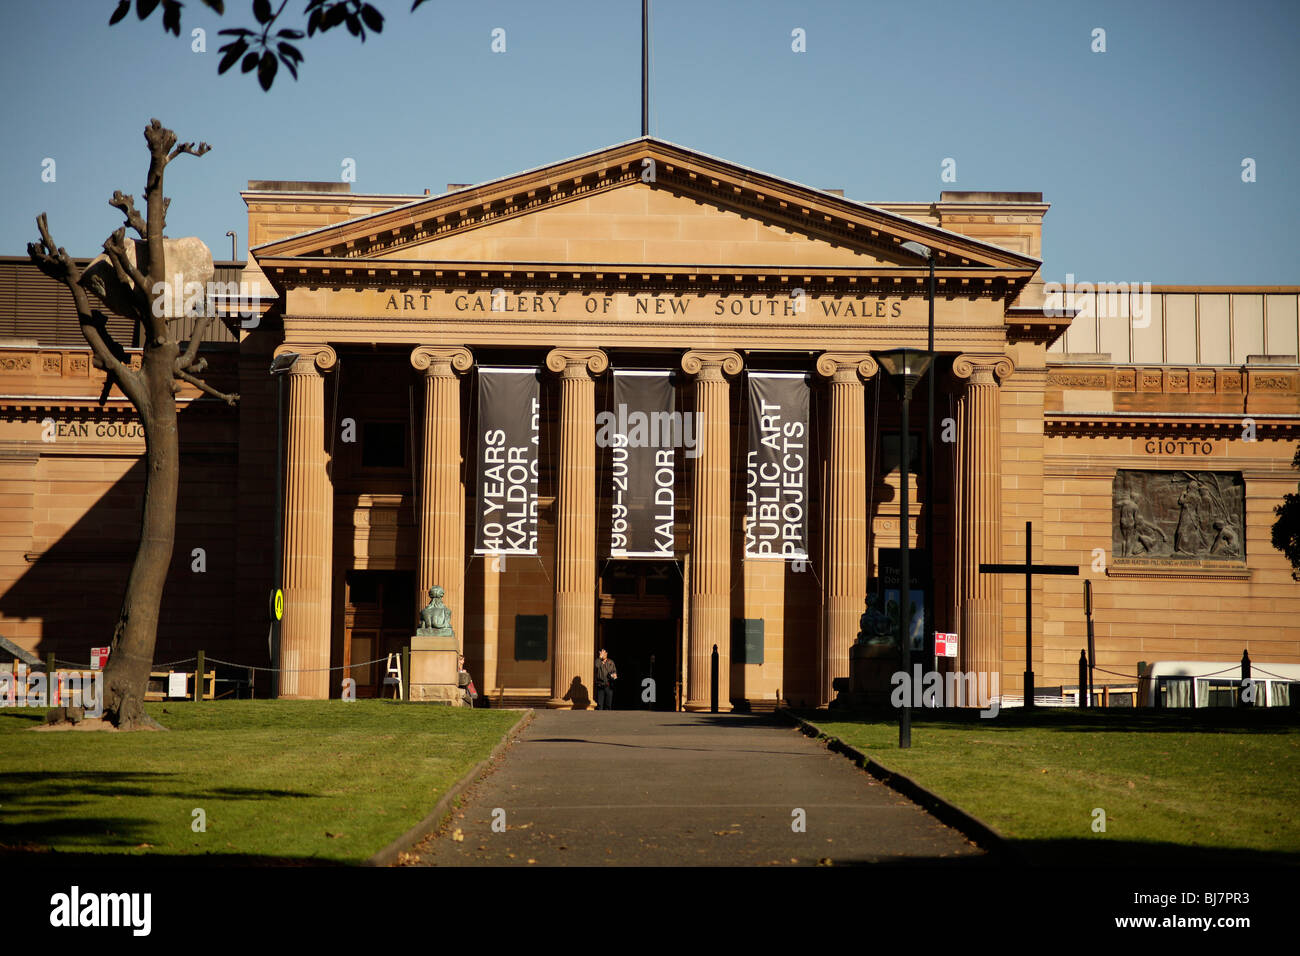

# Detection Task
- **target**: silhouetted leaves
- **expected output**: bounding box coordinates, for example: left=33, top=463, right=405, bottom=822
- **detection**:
left=217, top=37, right=248, bottom=73
left=257, top=51, right=278, bottom=91
left=161, top=0, right=182, bottom=36
left=111, top=0, right=414, bottom=90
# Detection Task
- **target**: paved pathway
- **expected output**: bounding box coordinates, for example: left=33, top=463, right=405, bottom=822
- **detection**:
left=412, top=710, right=985, bottom=866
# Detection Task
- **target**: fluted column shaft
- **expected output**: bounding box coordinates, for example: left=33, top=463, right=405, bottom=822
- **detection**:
left=411, top=347, right=473, bottom=646
left=815, top=353, right=878, bottom=705
left=682, top=350, right=742, bottom=712
left=277, top=345, right=336, bottom=699
left=953, top=354, right=1013, bottom=686
left=547, top=348, right=607, bottom=706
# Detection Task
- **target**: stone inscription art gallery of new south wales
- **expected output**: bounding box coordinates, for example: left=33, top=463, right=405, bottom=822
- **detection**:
left=1, top=138, right=1296, bottom=711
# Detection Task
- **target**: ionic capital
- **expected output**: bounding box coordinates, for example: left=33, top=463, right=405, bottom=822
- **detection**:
left=680, top=350, right=743, bottom=381
left=275, top=343, right=337, bottom=375
left=952, top=352, right=1015, bottom=384
left=815, top=351, right=879, bottom=383
left=545, top=347, right=609, bottom=379
left=410, top=345, right=473, bottom=378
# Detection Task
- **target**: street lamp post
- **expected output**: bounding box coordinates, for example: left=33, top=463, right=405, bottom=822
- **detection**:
left=901, top=241, right=937, bottom=672
left=268, top=352, right=300, bottom=699
left=876, top=348, right=934, bottom=749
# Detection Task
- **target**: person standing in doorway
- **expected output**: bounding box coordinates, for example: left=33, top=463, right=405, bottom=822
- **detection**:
left=595, top=647, right=618, bottom=710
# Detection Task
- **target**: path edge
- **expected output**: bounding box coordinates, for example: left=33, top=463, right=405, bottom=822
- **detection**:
left=364, top=709, right=535, bottom=867
left=781, top=709, right=1019, bottom=863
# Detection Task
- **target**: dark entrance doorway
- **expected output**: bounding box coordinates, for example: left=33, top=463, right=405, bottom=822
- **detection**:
left=598, top=561, right=681, bottom=711
left=343, top=569, right=414, bottom=698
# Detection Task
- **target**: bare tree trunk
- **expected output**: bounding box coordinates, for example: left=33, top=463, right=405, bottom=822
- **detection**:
left=103, top=350, right=180, bottom=730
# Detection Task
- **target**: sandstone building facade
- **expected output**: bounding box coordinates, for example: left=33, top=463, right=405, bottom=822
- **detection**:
left=2, top=138, right=1297, bottom=708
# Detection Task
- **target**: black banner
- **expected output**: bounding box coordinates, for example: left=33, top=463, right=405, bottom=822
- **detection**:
left=473, top=367, right=540, bottom=555
left=605, top=369, right=676, bottom=558
left=745, top=372, right=810, bottom=560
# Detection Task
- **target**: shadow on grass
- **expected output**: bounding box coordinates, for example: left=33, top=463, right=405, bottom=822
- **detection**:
left=0, top=771, right=322, bottom=860
left=806, top=706, right=1300, bottom=734
left=0, top=771, right=314, bottom=800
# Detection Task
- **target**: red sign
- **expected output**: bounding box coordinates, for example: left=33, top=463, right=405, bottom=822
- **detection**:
left=935, top=632, right=958, bottom=658
left=91, top=647, right=109, bottom=670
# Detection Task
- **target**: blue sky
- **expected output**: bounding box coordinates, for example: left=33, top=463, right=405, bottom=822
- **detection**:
left=1, top=0, right=1296, bottom=283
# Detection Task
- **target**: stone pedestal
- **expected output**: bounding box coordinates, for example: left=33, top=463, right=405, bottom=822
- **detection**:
left=848, top=643, right=899, bottom=708
left=409, top=635, right=462, bottom=704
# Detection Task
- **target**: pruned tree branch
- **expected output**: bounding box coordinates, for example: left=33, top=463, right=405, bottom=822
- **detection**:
left=168, top=141, right=212, bottom=163
left=176, top=313, right=216, bottom=370
left=109, top=190, right=148, bottom=239
left=175, top=367, right=239, bottom=406
left=103, top=227, right=153, bottom=319
left=28, top=213, right=144, bottom=407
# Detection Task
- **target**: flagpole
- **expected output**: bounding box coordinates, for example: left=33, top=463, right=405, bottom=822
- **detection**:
left=642, top=0, right=649, bottom=136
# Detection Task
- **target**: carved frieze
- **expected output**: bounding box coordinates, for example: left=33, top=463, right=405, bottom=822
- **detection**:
left=1112, top=470, right=1245, bottom=566
left=1047, top=371, right=1109, bottom=389
left=1218, top=370, right=1242, bottom=392
left=1252, top=373, right=1294, bottom=391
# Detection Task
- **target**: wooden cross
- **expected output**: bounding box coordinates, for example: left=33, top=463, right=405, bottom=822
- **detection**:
left=980, top=520, right=1078, bottom=708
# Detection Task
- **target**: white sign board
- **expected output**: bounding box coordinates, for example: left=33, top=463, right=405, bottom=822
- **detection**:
left=167, top=671, right=188, bottom=699
left=935, top=632, right=958, bottom=658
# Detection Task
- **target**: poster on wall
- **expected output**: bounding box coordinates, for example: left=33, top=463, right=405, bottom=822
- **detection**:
left=874, top=548, right=929, bottom=653
left=472, top=367, right=541, bottom=555
left=744, top=372, right=810, bottom=560
left=607, top=369, right=677, bottom=558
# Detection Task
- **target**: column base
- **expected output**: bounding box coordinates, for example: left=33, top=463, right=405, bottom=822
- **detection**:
left=684, top=700, right=734, bottom=713
left=548, top=696, right=593, bottom=710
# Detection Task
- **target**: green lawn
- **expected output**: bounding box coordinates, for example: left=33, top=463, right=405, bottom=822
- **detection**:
left=805, top=709, right=1300, bottom=864
left=0, top=700, right=522, bottom=864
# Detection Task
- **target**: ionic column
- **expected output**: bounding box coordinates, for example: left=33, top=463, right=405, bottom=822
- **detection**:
left=681, top=349, right=743, bottom=712
left=411, top=346, right=473, bottom=646
left=815, top=352, right=878, bottom=706
left=546, top=348, right=608, bottom=707
left=952, top=353, right=1014, bottom=685
left=276, top=344, right=336, bottom=699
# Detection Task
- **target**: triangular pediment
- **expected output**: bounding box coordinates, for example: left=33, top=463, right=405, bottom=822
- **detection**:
left=252, top=138, right=1038, bottom=279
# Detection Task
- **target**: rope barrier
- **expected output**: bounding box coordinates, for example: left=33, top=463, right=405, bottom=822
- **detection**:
left=1091, top=667, right=1142, bottom=679
left=202, top=654, right=391, bottom=674
left=1250, top=666, right=1300, bottom=681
